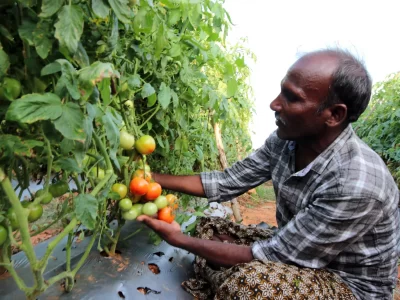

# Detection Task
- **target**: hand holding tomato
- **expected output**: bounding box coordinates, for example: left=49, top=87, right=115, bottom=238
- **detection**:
left=137, top=215, right=182, bottom=246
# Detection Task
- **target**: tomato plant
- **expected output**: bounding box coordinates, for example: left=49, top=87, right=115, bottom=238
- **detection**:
left=0, top=225, right=7, bottom=246
left=158, top=207, right=175, bottom=224
left=0, top=0, right=254, bottom=298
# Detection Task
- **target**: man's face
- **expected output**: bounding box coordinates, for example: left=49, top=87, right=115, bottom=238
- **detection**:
left=270, top=53, right=339, bottom=141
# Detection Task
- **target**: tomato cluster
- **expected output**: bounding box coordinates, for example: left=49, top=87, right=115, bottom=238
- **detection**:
left=111, top=134, right=177, bottom=224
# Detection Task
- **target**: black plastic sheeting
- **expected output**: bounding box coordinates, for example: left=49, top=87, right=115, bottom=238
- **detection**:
left=0, top=221, right=195, bottom=299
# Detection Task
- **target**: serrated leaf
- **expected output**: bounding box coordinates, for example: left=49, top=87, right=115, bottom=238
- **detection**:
left=168, top=9, right=181, bottom=26
left=155, top=23, right=167, bottom=57
left=98, top=78, right=111, bottom=105
left=155, top=135, right=165, bottom=148
left=107, top=0, right=133, bottom=24
left=0, top=135, right=42, bottom=161
left=6, top=93, right=63, bottom=124
left=0, top=49, right=10, bottom=78
left=158, top=82, right=171, bottom=109
left=92, top=0, right=110, bottom=18
left=18, top=20, right=36, bottom=46
left=56, top=59, right=80, bottom=100
left=33, top=22, right=52, bottom=59
left=41, top=62, right=61, bottom=76
left=74, top=194, right=98, bottom=230
left=101, top=108, right=122, bottom=170
left=141, top=83, right=155, bottom=98
left=54, top=5, right=84, bottom=54
left=227, top=78, right=237, bottom=97
left=169, top=43, right=181, bottom=57
left=54, top=157, right=83, bottom=173
left=39, top=0, right=64, bottom=18
left=54, top=102, right=86, bottom=142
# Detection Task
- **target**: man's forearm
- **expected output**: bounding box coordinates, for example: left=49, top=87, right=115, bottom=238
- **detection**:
left=172, top=233, right=254, bottom=268
left=153, top=173, right=205, bottom=197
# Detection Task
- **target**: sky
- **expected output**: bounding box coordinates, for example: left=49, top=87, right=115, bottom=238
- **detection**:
left=224, top=0, right=400, bottom=149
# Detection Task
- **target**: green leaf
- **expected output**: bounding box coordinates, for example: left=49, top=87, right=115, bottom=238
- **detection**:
left=33, top=22, right=52, bottom=59
left=92, top=0, right=110, bottom=18
left=39, top=0, right=64, bottom=18
left=0, top=49, right=10, bottom=78
left=0, top=135, right=42, bottom=161
left=0, top=25, right=14, bottom=42
left=169, top=43, right=181, bottom=57
left=73, top=42, right=90, bottom=67
left=54, top=157, right=83, bottom=173
left=168, top=9, right=181, bottom=26
left=18, top=20, right=36, bottom=46
left=127, top=74, right=141, bottom=89
left=56, top=59, right=80, bottom=100
left=6, top=93, right=63, bottom=124
left=78, top=62, right=119, bottom=100
left=101, top=108, right=122, bottom=170
left=54, top=5, right=84, bottom=54
left=158, top=82, right=171, bottom=109
left=98, top=78, right=111, bottom=105
left=54, top=102, right=86, bottom=142
left=227, top=78, right=237, bottom=97
left=155, top=23, right=167, bottom=57
left=74, top=194, right=98, bottom=230
left=41, top=61, right=61, bottom=76
left=147, top=93, right=157, bottom=107
left=171, top=89, right=179, bottom=108
left=107, top=0, right=133, bottom=24
left=141, top=83, right=155, bottom=98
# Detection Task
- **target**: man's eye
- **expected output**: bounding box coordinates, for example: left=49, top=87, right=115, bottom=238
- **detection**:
left=282, top=89, right=298, bottom=102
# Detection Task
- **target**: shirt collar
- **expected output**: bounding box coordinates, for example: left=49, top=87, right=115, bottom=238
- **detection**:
left=286, top=124, right=354, bottom=176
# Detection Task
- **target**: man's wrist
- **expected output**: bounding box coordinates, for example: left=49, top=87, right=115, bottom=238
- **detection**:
left=169, top=231, right=189, bottom=248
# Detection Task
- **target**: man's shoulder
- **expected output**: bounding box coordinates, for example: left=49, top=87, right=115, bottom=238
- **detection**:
left=264, top=130, right=288, bottom=151
left=326, top=133, right=398, bottom=201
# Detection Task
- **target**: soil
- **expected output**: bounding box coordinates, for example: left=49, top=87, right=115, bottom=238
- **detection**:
left=237, top=193, right=277, bottom=227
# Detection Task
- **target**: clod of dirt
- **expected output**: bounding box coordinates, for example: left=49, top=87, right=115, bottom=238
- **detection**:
left=148, top=263, right=160, bottom=274
left=118, top=291, right=125, bottom=299
left=153, top=251, right=165, bottom=257
left=137, top=287, right=161, bottom=295
left=168, top=257, right=174, bottom=262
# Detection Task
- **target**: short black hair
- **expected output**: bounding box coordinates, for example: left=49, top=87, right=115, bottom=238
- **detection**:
left=311, top=49, right=372, bottom=123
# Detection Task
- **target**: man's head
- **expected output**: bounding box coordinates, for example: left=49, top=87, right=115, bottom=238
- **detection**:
left=270, top=49, right=372, bottom=141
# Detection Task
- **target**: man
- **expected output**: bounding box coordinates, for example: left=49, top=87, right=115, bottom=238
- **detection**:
left=137, top=49, right=400, bottom=299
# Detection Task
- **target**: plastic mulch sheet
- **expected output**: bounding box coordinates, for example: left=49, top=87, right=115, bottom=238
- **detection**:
left=0, top=221, right=195, bottom=299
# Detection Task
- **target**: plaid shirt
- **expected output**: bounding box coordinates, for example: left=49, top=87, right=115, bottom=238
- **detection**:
left=201, top=125, right=400, bottom=299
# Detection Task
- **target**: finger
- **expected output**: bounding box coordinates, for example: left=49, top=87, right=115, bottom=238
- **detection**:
left=137, top=215, right=161, bottom=230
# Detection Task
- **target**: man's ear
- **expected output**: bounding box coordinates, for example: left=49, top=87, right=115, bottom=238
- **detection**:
left=326, top=104, right=347, bottom=127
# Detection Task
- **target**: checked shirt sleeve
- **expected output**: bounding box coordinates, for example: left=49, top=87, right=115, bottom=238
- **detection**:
left=200, top=139, right=273, bottom=203
left=252, top=195, right=384, bottom=268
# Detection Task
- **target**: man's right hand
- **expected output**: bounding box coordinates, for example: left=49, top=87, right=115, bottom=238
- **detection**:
left=152, top=173, right=206, bottom=197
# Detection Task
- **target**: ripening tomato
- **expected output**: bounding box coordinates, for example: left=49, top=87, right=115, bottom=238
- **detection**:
left=131, top=194, right=142, bottom=203
left=0, top=225, right=7, bottom=246
left=137, top=163, right=151, bottom=173
left=112, top=183, right=128, bottom=199
left=165, top=194, right=179, bottom=210
left=144, top=182, right=161, bottom=201
left=120, top=130, right=135, bottom=150
left=158, top=207, right=175, bottom=224
left=135, top=135, right=156, bottom=155
left=132, top=169, right=152, bottom=182
left=129, top=177, right=149, bottom=196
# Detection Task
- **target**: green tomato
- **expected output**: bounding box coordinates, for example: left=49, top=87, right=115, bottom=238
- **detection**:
left=122, top=208, right=138, bottom=221
left=21, top=202, right=43, bottom=223
left=131, top=203, right=143, bottom=215
left=125, top=100, right=133, bottom=108
left=137, top=163, right=151, bottom=173
left=91, top=167, right=105, bottom=180
left=7, top=207, right=19, bottom=230
left=0, top=77, right=21, bottom=101
left=142, top=202, right=158, bottom=216
left=49, top=181, right=69, bottom=197
left=120, top=130, right=135, bottom=150
left=112, top=183, right=128, bottom=199
left=0, top=225, right=7, bottom=246
left=119, top=198, right=133, bottom=212
left=154, top=195, right=168, bottom=210
left=35, top=189, right=53, bottom=204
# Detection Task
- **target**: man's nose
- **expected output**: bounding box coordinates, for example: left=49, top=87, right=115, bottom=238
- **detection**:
left=270, top=96, right=282, bottom=112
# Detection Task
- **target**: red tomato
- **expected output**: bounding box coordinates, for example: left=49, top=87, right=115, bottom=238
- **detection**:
left=158, top=207, right=175, bottom=224
left=129, top=177, right=149, bottom=196
left=144, top=182, right=162, bottom=201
